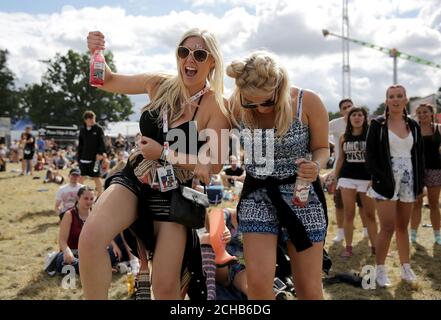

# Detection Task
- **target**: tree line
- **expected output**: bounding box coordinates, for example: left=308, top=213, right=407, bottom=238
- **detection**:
left=1, top=48, right=440, bottom=125
left=0, top=49, right=133, bottom=127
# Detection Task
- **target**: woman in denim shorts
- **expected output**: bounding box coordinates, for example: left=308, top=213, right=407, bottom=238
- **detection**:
left=366, top=85, right=424, bottom=287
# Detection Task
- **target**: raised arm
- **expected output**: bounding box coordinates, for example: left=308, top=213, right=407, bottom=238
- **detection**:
left=87, top=31, right=163, bottom=96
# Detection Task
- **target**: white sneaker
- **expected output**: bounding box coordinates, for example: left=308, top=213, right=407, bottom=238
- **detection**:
left=400, top=264, right=417, bottom=283
left=332, top=230, right=344, bottom=243
left=375, top=266, right=391, bottom=288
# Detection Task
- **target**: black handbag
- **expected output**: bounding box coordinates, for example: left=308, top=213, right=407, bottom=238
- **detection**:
left=170, top=185, right=209, bottom=229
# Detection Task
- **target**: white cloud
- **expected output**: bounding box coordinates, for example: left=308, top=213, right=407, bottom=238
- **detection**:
left=1, top=0, right=440, bottom=121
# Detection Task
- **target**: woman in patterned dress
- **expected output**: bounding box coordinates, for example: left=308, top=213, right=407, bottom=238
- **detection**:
left=226, top=51, right=329, bottom=300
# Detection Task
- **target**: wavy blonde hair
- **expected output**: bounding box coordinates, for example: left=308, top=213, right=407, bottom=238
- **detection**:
left=142, top=28, right=226, bottom=123
left=226, top=50, right=292, bottom=136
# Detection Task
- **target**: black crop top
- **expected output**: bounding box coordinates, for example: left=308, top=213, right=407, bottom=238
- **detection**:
left=138, top=95, right=206, bottom=156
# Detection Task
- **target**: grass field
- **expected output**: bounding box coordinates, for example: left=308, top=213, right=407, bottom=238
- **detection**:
left=1, top=163, right=440, bottom=300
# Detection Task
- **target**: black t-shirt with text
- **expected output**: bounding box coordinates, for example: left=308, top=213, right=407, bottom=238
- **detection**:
left=24, top=133, right=35, bottom=152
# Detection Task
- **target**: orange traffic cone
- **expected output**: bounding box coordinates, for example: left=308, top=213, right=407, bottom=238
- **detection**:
left=208, top=208, right=237, bottom=267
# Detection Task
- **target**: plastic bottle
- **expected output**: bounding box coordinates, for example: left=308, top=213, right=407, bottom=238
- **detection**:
left=292, top=154, right=312, bottom=207
left=93, top=159, right=101, bottom=173
left=89, top=49, right=105, bottom=87
left=127, top=270, right=135, bottom=296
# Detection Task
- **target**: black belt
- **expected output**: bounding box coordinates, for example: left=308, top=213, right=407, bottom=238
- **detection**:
left=237, top=174, right=328, bottom=252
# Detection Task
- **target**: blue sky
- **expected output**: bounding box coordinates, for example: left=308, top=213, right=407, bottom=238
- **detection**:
left=1, top=0, right=440, bottom=121
left=0, top=0, right=231, bottom=16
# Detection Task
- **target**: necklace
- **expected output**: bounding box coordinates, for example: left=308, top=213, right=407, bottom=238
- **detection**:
left=77, top=210, right=88, bottom=223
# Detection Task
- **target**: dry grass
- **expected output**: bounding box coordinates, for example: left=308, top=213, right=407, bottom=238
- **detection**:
left=0, top=163, right=440, bottom=300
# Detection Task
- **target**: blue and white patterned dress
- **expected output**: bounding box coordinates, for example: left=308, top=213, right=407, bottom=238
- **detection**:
left=238, top=89, right=327, bottom=243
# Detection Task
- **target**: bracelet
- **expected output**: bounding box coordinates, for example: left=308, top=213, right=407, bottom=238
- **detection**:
left=313, top=160, right=321, bottom=172
left=159, top=147, right=167, bottom=162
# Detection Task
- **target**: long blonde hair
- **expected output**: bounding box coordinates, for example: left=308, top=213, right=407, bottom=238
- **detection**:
left=142, top=28, right=226, bottom=123
left=226, top=50, right=292, bottom=137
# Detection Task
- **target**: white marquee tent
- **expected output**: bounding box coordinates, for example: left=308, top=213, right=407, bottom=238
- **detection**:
left=104, top=121, right=139, bottom=138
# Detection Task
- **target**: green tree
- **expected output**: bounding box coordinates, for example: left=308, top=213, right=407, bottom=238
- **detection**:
left=328, top=111, right=341, bottom=121
left=0, top=49, right=21, bottom=120
left=373, top=103, right=386, bottom=115
left=22, top=50, right=134, bottom=127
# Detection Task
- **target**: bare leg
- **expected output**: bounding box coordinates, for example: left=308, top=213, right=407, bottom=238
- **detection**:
left=427, top=186, right=441, bottom=231
left=243, top=233, right=277, bottom=300
left=151, top=221, right=187, bottom=299
left=28, top=159, right=34, bottom=175
left=92, top=177, right=103, bottom=196
left=359, top=193, right=377, bottom=249
left=287, top=241, right=324, bottom=300
left=79, top=184, right=137, bottom=299
left=410, top=194, right=423, bottom=231
left=375, top=200, right=396, bottom=265
left=332, top=189, right=345, bottom=242
left=394, top=201, right=413, bottom=264
left=358, top=207, right=367, bottom=228
left=336, top=207, right=344, bottom=229
left=21, top=159, right=25, bottom=174
left=341, top=187, right=357, bottom=249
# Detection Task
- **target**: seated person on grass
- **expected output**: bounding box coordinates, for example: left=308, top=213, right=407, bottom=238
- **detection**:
left=220, top=155, right=245, bottom=188
left=46, top=186, right=129, bottom=275
left=55, top=168, right=84, bottom=216
left=199, top=207, right=247, bottom=300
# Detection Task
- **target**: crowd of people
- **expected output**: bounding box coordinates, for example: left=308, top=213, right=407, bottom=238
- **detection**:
left=325, top=89, right=440, bottom=287
left=1, top=27, right=440, bottom=300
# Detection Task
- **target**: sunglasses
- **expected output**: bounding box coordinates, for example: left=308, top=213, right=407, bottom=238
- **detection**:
left=240, top=91, right=277, bottom=109
left=177, top=46, right=210, bottom=63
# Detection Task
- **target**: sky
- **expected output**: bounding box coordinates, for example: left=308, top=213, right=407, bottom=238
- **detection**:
left=1, top=0, right=441, bottom=121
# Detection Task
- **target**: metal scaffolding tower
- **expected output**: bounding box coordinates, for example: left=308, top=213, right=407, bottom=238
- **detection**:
left=342, top=0, right=351, bottom=98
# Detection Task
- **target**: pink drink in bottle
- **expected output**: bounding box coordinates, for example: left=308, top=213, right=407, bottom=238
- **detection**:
left=89, top=49, right=105, bottom=87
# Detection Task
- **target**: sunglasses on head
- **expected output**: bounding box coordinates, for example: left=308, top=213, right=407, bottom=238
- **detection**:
left=240, top=91, right=277, bottom=109
left=177, top=46, right=210, bottom=63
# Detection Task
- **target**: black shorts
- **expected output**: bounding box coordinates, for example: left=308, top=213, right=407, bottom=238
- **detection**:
left=79, top=161, right=100, bottom=178
left=105, top=169, right=155, bottom=251
left=105, top=165, right=174, bottom=222
left=333, top=188, right=362, bottom=209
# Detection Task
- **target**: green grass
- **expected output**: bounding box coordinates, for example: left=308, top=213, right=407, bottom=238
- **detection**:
left=0, top=163, right=440, bottom=299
